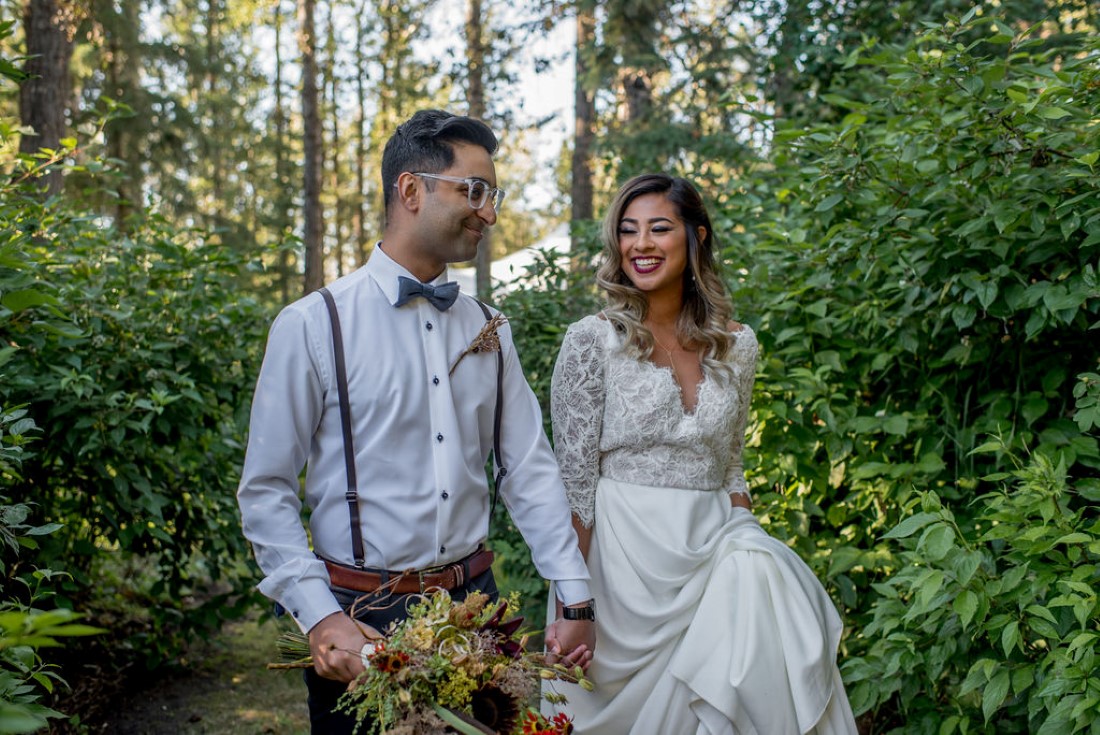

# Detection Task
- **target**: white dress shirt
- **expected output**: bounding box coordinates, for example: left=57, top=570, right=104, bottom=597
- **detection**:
left=237, top=245, right=590, bottom=632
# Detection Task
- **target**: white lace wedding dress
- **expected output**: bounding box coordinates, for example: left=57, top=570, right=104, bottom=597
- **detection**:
left=545, top=315, right=858, bottom=735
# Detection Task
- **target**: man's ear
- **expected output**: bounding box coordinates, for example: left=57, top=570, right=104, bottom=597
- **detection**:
left=395, top=172, right=421, bottom=213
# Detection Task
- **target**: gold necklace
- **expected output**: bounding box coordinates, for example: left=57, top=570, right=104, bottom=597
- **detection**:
left=651, top=331, right=681, bottom=382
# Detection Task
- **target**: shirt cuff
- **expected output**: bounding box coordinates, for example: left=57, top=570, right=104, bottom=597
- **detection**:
left=553, top=579, right=592, bottom=607
left=259, top=575, right=342, bottom=634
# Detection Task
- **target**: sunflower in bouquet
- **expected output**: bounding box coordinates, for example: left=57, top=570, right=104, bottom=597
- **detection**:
left=273, top=590, right=588, bottom=734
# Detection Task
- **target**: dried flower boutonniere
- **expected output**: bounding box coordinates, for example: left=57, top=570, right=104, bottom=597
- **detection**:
left=450, top=312, right=507, bottom=376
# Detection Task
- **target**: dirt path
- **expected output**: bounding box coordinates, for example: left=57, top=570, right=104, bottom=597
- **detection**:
left=92, top=616, right=310, bottom=735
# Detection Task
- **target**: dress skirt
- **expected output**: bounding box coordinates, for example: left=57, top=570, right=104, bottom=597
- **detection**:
left=545, top=477, right=859, bottom=735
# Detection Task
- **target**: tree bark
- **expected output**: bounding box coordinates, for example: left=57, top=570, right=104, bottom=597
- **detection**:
left=323, top=4, right=345, bottom=278
left=274, top=0, right=292, bottom=304
left=571, top=4, right=596, bottom=248
left=299, top=0, right=325, bottom=295
left=353, top=0, right=370, bottom=267
left=466, top=0, right=493, bottom=301
left=19, top=0, right=74, bottom=198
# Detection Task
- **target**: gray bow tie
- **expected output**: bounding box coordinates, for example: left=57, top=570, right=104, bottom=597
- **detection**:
left=394, top=276, right=460, bottom=311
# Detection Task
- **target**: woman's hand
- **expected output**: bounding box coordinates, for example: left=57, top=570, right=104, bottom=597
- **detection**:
left=730, top=492, right=752, bottom=510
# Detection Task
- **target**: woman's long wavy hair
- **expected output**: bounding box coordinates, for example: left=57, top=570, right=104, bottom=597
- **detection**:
left=596, top=173, right=735, bottom=376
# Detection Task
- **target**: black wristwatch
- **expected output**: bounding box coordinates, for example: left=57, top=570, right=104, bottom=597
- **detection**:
left=562, top=599, right=596, bottom=621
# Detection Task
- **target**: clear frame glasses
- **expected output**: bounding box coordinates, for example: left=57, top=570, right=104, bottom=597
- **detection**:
left=411, top=172, right=506, bottom=212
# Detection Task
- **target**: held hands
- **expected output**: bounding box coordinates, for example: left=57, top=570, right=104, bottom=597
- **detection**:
left=546, top=601, right=595, bottom=672
left=308, top=611, right=384, bottom=687
left=730, top=492, right=752, bottom=510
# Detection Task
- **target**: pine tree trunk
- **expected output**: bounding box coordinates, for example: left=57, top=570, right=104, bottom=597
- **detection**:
left=299, top=0, right=325, bottom=295
left=353, top=0, right=369, bottom=267
left=322, top=6, right=344, bottom=277
left=571, top=4, right=596, bottom=244
left=274, top=0, right=292, bottom=304
left=19, top=0, right=73, bottom=198
left=466, top=0, right=493, bottom=301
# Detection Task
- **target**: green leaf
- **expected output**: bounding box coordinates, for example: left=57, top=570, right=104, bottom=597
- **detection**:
left=1036, top=106, right=1071, bottom=119
left=431, top=703, right=493, bottom=734
left=1, top=289, right=59, bottom=313
left=954, top=589, right=979, bottom=628
left=919, top=523, right=955, bottom=561
left=1025, top=605, right=1057, bottom=624
left=883, top=512, right=939, bottom=539
left=883, top=414, right=909, bottom=435
left=1011, top=665, right=1034, bottom=696
left=1053, top=532, right=1091, bottom=545
left=815, top=194, right=844, bottom=212
left=1000, top=620, right=1020, bottom=657
left=983, top=669, right=1010, bottom=722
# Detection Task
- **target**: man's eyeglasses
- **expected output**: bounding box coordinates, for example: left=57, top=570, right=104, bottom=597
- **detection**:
left=411, top=172, right=506, bottom=212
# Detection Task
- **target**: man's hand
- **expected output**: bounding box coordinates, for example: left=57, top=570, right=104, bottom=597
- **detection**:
left=308, top=611, right=382, bottom=685
left=546, top=617, right=595, bottom=672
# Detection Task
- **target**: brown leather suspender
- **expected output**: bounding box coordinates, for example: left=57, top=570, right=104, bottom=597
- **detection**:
left=317, top=287, right=506, bottom=567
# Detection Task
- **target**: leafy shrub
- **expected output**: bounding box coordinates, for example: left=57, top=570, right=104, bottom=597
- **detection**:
left=713, top=10, right=1099, bottom=731
left=717, top=7, right=1098, bottom=577
left=0, top=495, right=102, bottom=735
left=844, top=434, right=1100, bottom=733
left=491, top=232, right=602, bottom=629
left=1, top=117, right=274, bottom=667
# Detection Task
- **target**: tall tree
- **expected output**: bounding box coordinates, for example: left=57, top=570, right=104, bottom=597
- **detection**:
left=571, top=0, right=596, bottom=235
left=367, top=0, right=442, bottom=234
left=299, top=0, right=324, bottom=294
left=273, top=0, right=294, bottom=303
left=466, top=0, right=493, bottom=300
left=322, top=1, right=346, bottom=278
left=19, top=0, right=75, bottom=197
left=352, top=0, right=371, bottom=267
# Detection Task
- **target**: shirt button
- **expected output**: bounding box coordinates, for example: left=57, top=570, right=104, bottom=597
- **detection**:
left=425, top=321, right=433, bottom=331
left=440, top=545, right=446, bottom=554
left=441, top=491, right=449, bottom=500
left=436, top=433, right=444, bottom=442
left=432, top=376, right=440, bottom=385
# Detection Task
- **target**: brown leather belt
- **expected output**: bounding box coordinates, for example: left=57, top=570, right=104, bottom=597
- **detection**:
left=322, top=548, right=495, bottom=595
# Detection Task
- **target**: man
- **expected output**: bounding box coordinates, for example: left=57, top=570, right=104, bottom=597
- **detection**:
left=237, top=109, right=595, bottom=733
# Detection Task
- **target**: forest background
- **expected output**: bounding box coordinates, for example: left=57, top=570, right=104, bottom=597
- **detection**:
left=1, top=0, right=1098, bottom=733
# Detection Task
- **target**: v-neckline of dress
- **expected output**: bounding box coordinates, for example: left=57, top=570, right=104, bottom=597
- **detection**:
left=644, top=357, right=709, bottom=417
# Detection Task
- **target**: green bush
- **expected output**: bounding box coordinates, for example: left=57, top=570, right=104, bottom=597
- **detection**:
left=0, top=495, right=103, bottom=735
left=713, top=10, right=1099, bottom=731
left=845, top=435, right=1100, bottom=733
left=491, top=230, right=602, bottom=630
left=1, top=129, right=274, bottom=667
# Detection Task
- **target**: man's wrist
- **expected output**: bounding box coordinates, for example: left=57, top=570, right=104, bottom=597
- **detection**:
left=561, top=598, right=596, bottom=621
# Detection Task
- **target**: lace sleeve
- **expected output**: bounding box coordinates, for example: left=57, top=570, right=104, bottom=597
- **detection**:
left=724, top=328, right=760, bottom=500
left=550, top=318, right=607, bottom=528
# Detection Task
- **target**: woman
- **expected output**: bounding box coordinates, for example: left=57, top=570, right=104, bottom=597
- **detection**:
left=546, top=174, right=858, bottom=734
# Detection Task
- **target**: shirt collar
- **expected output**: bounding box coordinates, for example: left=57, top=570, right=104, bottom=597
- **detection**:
left=365, top=243, right=454, bottom=307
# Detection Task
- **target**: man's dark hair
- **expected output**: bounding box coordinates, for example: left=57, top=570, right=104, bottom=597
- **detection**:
left=381, top=109, right=498, bottom=214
